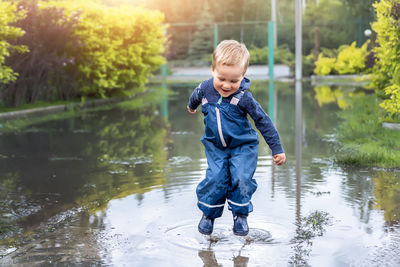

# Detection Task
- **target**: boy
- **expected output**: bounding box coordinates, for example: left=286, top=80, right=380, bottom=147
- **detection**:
left=187, top=40, right=286, bottom=236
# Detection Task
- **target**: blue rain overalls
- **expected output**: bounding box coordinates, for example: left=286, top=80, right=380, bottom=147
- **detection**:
left=196, top=91, right=259, bottom=219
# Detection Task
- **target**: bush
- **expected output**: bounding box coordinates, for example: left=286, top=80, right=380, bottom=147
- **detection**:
left=372, top=0, right=400, bottom=121
left=249, top=45, right=294, bottom=66
left=50, top=0, right=166, bottom=98
left=314, top=42, right=369, bottom=75
left=249, top=45, right=315, bottom=76
left=314, top=54, right=336, bottom=75
left=379, top=84, right=400, bottom=121
left=1, top=0, right=166, bottom=107
left=335, top=41, right=369, bottom=74
left=249, top=46, right=265, bottom=65
left=302, top=53, right=315, bottom=77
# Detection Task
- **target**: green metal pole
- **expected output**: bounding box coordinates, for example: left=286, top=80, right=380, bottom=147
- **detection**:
left=268, top=21, right=275, bottom=122
left=214, top=23, right=219, bottom=48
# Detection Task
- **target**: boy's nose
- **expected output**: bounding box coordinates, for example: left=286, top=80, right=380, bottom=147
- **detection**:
left=222, top=82, right=230, bottom=89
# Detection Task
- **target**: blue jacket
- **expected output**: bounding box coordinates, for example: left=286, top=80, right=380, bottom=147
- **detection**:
left=188, top=77, right=284, bottom=155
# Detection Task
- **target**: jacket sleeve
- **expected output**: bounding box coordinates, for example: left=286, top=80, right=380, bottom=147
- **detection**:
left=238, top=91, right=284, bottom=155
left=187, top=82, right=203, bottom=111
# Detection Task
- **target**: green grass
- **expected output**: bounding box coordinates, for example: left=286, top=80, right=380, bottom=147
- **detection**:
left=335, top=94, right=400, bottom=168
left=0, top=100, right=119, bottom=134
left=0, top=99, right=82, bottom=113
left=289, top=211, right=332, bottom=266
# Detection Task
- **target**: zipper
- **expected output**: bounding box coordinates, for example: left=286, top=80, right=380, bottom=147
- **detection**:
left=215, top=107, right=227, bottom=147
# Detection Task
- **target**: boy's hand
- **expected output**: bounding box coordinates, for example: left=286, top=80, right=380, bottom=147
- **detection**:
left=187, top=105, right=197, bottom=114
left=273, top=153, right=286, bottom=166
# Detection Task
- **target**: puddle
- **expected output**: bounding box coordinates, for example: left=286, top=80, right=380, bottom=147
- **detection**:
left=1, top=81, right=399, bottom=266
left=164, top=221, right=277, bottom=252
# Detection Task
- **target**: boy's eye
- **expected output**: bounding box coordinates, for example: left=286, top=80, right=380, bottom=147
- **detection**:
left=231, top=80, right=238, bottom=83
left=219, top=78, right=225, bottom=81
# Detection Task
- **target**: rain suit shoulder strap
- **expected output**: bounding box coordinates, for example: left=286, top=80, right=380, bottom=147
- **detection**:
left=230, top=91, right=245, bottom=106
left=195, top=82, right=208, bottom=105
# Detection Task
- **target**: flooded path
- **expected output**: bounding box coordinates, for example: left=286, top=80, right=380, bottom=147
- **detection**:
left=0, top=81, right=399, bottom=266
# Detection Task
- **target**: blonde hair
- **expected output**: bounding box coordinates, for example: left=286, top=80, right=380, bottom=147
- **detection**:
left=212, top=40, right=250, bottom=74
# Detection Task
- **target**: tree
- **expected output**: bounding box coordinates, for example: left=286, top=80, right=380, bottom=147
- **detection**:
left=187, top=0, right=214, bottom=60
left=303, top=0, right=361, bottom=54
left=2, top=0, right=79, bottom=107
left=0, top=1, right=26, bottom=85
left=339, top=0, right=375, bottom=20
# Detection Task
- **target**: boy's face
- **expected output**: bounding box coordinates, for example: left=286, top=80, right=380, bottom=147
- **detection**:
left=212, top=63, right=244, bottom=98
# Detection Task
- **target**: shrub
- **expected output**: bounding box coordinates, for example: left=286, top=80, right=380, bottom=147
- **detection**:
left=372, top=0, right=400, bottom=121
left=314, top=42, right=369, bottom=76
left=248, top=45, right=294, bottom=66
left=302, top=53, right=315, bottom=77
left=334, top=41, right=369, bottom=74
left=249, top=46, right=267, bottom=65
left=50, top=0, right=166, bottom=98
left=320, top=47, right=338, bottom=59
left=275, top=45, right=295, bottom=66
left=379, top=84, right=400, bottom=121
left=314, top=54, right=336, bottom=75
left=0, top=0, right=166, bottom=107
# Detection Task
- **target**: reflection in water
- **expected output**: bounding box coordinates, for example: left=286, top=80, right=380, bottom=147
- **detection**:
left=270, top=80, right=276, bottom=199
left=198, top=245, right=249, bottom=267
left=290, top=81, right=332, bottom=266
left=192, top=224, right=273, bottom=266
left=268, top=77, right=275, bottom=123
left=289, top=211, right=332, bottom=266
left=314, top=85, right=365, bottom=110
left=160, top=80, right=169, bottom=120
left=295, top=80, right=302, bottom=208
left=1, top=210, right=106, bottom=265
left=198, top=249, right=219, bottom=266
left=0, top=91, right=170, bottom=242
left=339, top=167, right=375, bottom=224
left=199, top=249, right=249, bottom=267
left=374, top=171, right=400, bottom=225
left=293, top=79, right=304, bottom=264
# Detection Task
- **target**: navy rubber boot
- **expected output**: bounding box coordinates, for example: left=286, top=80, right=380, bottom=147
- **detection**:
left=198, top=215, right=215, bottom=235
left=233, top=215, right=249, bottom=236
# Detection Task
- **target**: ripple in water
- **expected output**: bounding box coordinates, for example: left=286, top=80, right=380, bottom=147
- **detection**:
left=164, top=220, right=288, bottom=252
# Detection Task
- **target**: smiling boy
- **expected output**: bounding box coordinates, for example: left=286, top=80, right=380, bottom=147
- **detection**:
left=187, top=40, right=286, bottom=236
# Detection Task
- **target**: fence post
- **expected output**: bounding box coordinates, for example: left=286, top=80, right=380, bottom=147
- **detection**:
left=214, top=23, right=219, bottom=48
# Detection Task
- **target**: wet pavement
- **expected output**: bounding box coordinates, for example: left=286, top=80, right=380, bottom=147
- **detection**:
left=164, top=65, right=291, bottom=81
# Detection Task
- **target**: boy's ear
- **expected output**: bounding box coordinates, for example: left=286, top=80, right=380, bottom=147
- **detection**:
left=211, top=62, right=217, bottom=72
left=211, top=67, right=216, bottom=76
